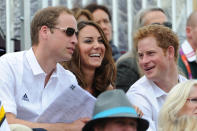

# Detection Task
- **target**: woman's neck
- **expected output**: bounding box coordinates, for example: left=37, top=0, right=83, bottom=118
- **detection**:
left=82, top=66, right=95, bottom=92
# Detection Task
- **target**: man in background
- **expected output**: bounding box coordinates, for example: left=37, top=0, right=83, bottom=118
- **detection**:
left=83, top=89, right=149, bottom=131
left=178, top=11, right=197, bottom=79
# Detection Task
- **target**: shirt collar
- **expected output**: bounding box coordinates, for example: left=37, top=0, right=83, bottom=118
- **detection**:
left=150, top=75, right=185, bottom=98
left=25, top=48, right=58, bottom=77
left=181, top=40, right=196, bottom=62
left=153, top=84, right=167, bottom=98
left=26, top=48, right=44, bottom=75
left=147, top=79, right=167, bottom=98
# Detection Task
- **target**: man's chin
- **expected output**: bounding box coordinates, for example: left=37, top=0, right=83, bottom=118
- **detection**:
left=63, top=58, right=71, bottom=62
left=145, top=73, right=154, bottom=80
left=59, top=56, right=72, bottom=62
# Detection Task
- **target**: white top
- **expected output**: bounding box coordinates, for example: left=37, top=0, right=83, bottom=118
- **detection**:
left=0, top=101, right=10, bottom=131
left=181, top=40, right=196, bottom=62
left=126, top=75, right=187, bottom=131
left=0, top=48, right=79, bottom=122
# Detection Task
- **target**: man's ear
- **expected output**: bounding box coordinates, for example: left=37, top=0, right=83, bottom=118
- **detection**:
left=39, top=25, right=49, bottom=40
left=186, top=26, right=192, bottom=39
left=166, top=46, right=175, bottom=59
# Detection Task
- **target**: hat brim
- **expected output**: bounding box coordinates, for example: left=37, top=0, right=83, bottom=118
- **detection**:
left=82, top=115, right=149, bottom=131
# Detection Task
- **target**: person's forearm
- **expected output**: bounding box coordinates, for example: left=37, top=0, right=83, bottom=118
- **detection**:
left=6, top=113, right=88, bottom=131
left=7, top=114, right=61, bottom=131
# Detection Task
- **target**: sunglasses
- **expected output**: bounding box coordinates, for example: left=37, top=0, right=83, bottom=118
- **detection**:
left=152, top=22, right=172, bottom=29
left=53, top=27, right=78, bottom=36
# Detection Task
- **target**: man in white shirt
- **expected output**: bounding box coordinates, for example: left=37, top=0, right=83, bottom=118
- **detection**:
left=116, top=7, right=172, bottom=92
left=126, top=25, right=187, bottom=131
left=0, top=6, right=89, bottom=131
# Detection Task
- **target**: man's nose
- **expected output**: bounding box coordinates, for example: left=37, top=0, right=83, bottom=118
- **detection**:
left=140, top=55, right=150, bottom=64
left=71, top=34, right=78, bottom=45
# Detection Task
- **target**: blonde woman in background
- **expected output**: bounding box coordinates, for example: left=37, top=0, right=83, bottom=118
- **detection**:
left=158, top=80, right=197, bottom=131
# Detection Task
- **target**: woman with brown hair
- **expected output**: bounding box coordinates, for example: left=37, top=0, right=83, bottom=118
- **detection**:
left=73, top=9, right=94, bottom=22
left=62, top=21, right=116, bottom=97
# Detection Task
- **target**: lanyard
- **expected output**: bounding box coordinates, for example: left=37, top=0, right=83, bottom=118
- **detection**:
left=179, top=48, right=193, bottom=79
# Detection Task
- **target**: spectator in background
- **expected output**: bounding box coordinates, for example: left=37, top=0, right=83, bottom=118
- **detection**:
left=178, top=11, right=197, bottom=79
left=85, top=3, right=121, bottom=61
left=73, top=8, right=93, bottom=22
left=158, top=80, right=197, bottom=131
left=0, top=6, right=89, bottom=131
left=82, top=89, right=149, bottom=131
left=126, top=25, right=187, bottom=131
left=116, top=7, right=171, bottom=92
left=62, top=21, right=116, bottom=97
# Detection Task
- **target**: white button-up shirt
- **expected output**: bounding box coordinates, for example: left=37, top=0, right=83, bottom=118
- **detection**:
left=126, top=75, right=187, bottom=131
left=0, top=48, right=79, bottom=122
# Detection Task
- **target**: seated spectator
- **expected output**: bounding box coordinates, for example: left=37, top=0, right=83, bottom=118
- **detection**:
left=62, top=21, right=116, bottom=97
left=0, top=6, right=89, bottom=131
left=82, top=89, right=149, bottom=131
left=73, top=8, right=93, bottom=22
left=158, top=80, right=197, bottom=131
left=85, top=3, right=121, bottom=61
left=178, top=11, right=197, bottom=79
left=116, top=7, right=171, bottom=92
left=126, top=25, right=187, bottom=131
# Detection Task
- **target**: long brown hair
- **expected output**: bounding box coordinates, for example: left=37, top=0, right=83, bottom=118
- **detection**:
left=62, top=21, right=116, bottom=97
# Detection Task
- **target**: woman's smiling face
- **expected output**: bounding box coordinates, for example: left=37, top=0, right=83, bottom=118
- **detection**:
left=78, top=25, right=106, bottom=69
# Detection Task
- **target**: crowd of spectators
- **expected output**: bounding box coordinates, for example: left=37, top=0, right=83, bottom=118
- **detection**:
left=0, top=2, right=197, bottom=131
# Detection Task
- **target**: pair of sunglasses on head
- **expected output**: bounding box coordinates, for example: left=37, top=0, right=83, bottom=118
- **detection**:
left=53, top=27, right=78, bottom=36
left=152, top=21, right=172, bottom=29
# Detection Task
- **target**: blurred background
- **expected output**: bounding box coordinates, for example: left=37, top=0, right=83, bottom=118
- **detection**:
left=0, top=0, right=196, bottom=54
